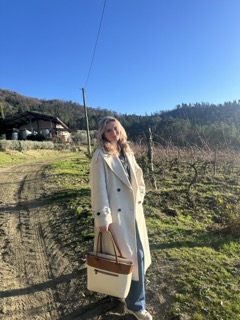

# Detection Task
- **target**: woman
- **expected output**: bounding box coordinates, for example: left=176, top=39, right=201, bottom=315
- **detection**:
left=90, top=116, right=152, bottom=320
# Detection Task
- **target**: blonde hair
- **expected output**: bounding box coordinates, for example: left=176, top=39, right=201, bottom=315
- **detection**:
left=97, top=116, right=132, bottom=155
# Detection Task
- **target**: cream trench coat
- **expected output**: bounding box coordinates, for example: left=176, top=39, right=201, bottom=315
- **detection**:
left=90, top=147, right=151, bottom=281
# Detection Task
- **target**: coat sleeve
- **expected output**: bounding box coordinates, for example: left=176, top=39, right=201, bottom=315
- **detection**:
left=90, top=150, right=113, bottom=228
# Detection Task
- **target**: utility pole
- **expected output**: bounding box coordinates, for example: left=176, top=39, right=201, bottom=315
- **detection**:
left=82, top=88, right=91, bottom=155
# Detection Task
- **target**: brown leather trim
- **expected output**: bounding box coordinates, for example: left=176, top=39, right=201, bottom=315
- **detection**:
left=87, top=253, right=133, bottom=275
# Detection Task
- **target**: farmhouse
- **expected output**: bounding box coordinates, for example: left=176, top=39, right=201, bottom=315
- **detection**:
left=1, top=111, right=71, bottom=142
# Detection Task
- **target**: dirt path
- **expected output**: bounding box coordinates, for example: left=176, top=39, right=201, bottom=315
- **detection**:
left=0, top=160, right=65, bottom=319
left=0, top=159, right=138, bottom=320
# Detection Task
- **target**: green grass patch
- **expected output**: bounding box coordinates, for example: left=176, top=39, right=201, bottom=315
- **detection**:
left=46, top=151, right=240, bottom=319
left=0, top=149, right=74, bottom=165
left=170, top=247, right=240, bottom=319
left=44, top=152, right=94, bottom=255
left=142, top=157, right=240, bottom=319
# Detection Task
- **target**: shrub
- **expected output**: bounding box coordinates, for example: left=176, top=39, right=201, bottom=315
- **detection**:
left=0, top=140, right=54, bottom=151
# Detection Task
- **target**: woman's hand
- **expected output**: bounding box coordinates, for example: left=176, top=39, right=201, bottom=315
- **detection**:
left=99, top=225, right=109, bottom=232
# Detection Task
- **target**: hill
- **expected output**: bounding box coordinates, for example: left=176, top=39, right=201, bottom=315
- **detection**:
left=1, top=89, right=240, bottom=149
left=0, top=89, right=117, bottom=131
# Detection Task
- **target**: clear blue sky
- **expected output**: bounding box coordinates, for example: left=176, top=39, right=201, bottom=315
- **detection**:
left=1, top=0, right=239, bottom=115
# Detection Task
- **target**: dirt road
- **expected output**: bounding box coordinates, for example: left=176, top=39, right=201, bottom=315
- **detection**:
left=0, top=159, right=129, bottom=320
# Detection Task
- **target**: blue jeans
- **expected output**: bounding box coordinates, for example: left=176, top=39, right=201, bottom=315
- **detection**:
left=125, top=226, right=145, bottom=311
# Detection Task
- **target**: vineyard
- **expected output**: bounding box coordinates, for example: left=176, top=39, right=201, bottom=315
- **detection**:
left=46, top=144, right=240, bottom=319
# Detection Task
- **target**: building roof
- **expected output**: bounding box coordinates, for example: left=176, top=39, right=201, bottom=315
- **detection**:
left=2, top=111, right=70, bottom=131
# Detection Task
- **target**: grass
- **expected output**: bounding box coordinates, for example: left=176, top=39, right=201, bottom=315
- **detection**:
left=43, top=151, right=94, bottom=251
left=49, top=150, right=240, bottom=319
left=143, top=158, right=240, bottom=319
left=172, top=246, right=240, bottom=319
left=0, top=149, right=73, bottom=165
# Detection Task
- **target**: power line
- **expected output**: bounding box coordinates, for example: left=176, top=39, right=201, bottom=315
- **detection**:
left=84, top=0, right=107, bottom=89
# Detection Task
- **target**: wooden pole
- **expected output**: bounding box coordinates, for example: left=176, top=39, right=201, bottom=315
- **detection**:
left=82, top=88, right=91, bottom=155
left=0, top=103, right=4, bottom=119
left=147, top=128, right=154, bottom=171
left=147, top=128, right=157, bottom=190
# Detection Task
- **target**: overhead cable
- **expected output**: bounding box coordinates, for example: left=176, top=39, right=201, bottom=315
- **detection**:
left=84, top=0, right=107, bottom=89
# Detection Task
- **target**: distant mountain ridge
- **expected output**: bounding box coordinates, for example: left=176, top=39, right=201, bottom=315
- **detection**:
left=1, top=88, right=240, bottom=149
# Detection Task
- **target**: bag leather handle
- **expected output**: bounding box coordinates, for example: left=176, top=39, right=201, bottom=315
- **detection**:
left=99, top=230, right=123, bottom=257
left=96, top=230, right=123, bottom=264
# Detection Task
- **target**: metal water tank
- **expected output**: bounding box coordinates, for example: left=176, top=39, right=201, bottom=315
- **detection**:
left=11, top=132, right=18, bottom=140
left=21, top=129, right=31, bottom=139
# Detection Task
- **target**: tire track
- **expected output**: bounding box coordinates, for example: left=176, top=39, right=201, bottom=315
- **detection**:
left=0, top=162, right=61, bottom=319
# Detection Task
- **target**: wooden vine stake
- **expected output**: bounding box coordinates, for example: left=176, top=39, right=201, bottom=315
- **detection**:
left=147, top=128, right=157, bottom=190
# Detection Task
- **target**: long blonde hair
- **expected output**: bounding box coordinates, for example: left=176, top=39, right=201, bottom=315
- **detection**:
left=97, top=116, right=132, bottom=155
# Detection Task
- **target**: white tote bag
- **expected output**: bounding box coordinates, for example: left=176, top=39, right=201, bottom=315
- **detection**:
left=86, top=230, right=134, bottom=298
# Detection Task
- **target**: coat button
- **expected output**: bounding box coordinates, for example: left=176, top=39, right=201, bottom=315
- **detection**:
left=118, top=208, right=121, bottom=212
left=117, top=188, right=121, bottom=192
left=138, top=201, right=141, bottom=204
left=97, top=212, right=101, bottom=216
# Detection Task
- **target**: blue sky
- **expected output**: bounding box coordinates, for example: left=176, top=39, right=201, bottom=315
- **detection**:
left=1, top=0, right=239, bottom=115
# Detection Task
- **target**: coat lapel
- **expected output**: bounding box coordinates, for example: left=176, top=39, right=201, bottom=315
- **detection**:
left=103, top=153, right=132, bottom=189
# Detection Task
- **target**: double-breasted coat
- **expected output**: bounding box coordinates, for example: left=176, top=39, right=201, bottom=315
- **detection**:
left=90, top=147, right=151, bottom=280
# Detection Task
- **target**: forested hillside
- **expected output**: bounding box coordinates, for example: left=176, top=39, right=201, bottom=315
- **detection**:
left=0, top=89, right=116, bottom=131
left=1, top=89, right=240, bottom=149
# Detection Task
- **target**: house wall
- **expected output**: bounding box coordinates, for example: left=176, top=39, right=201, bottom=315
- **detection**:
left=19, top=119, right=56, bottom=132
left=18, top=119, right=71, bottom=141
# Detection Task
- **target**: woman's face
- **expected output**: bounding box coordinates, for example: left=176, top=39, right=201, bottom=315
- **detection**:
left=103, top=120, right=121, bottom=144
